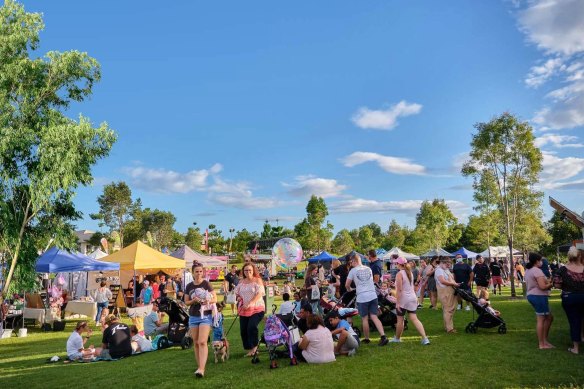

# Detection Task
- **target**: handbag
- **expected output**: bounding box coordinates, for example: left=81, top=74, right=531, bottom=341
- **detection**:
left=226, top=291, right=237, bottom=305
left=310, top=285, right=320, bottom=301
left=290, top=327, right=301, bottom=344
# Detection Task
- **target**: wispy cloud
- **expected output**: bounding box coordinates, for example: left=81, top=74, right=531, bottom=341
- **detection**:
left=207, top=177, right=283, bottom=209
left=351, top=100, right=422, bottom=130
left=534, top=133, right=584, bottom=148
left=516, top=0, right=584, bottom=130
left=283, top=175, right=347, bottom=198
left=123, top=163, right=222, bottom=193
left=329, top=198, right=469, bottom=218
left=540, top=152, right=584, bottom=189
left=341, top=151, right=426, bottom=175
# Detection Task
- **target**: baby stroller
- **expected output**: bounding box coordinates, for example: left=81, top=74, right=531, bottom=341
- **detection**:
left=157, top=297, right=193, bottom=349
left=376, top=294, right=401, bottom=329
left=260, top=310, right=298, bottom=369
left=454, top=287, right=507, bottom=334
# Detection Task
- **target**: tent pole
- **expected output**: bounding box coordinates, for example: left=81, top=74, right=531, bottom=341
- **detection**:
left=133, top=270, right=136, bottom=306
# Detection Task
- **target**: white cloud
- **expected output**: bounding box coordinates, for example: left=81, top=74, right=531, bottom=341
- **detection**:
left=540, top=152, right=584, bottom=189
left=525, top=58, right=565, bottom=88
left=330, top=198, right=469, bottom=218
left=532, top=94, right=584, bottom=130
left=351, top=100, right=422, bottom=130
left=283, top=175, right=347, bottom=198
left=518, top=0, right=584, bottom=56
left=208, top=177, right=282, bottom=209
left=123, top=165, right=216, bottom=193
left=534, top=133, right=584, bottom=148
left=341, top=151, right=426, bottom=175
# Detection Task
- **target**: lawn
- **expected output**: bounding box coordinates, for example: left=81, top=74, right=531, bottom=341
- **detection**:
left=1, top=288, right=583, bottom=389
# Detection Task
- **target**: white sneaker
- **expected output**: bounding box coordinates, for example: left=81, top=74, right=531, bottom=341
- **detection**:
left=389, top=337, right=402, bottom=343
left=347, top=348, right=357, bottom=357
left=465, top=306, right=471, bottom=311
left=421, top=338, right=430, bottom=345
left=457, top=305, right=462, bottom=310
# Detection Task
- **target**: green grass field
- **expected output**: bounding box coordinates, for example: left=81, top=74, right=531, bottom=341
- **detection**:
left=1, top=288, right=583, bottom=389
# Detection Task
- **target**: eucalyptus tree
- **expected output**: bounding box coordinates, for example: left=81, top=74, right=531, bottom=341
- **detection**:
left=462, top=112, right=543, bottom=297
left=0, top=1, right=116, bottom=294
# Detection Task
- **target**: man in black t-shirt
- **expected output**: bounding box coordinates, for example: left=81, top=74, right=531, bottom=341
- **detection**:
left=489, top=259, right=503, bottom=295
left=472, top=255, right=490, bottom=297
left=101, top=315, right=132, bottom=359
left=452, top=255, right=474, bottom=311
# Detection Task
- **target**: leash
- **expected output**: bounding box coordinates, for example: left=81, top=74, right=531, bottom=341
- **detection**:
left=223, top=304, right=241, bottom=339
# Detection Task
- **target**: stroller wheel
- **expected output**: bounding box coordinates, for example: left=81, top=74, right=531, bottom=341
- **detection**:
left=471, top=325, right=477, bottom=334
left=290, top=357, right=298, bottom=366
left=251, top=352, right=260, bottom=364
left=181, top=336, right=193, bottom=349
left=465, top=323, right=472, bottom=333
left=498, top=325, right=507, bottom=334
left=270, top=360, right=278, bottom=369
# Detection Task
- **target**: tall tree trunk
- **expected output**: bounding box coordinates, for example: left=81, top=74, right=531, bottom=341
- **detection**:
left=2, top=202, right=31, bottom=296
left=508, top=237, right=516, bottom=298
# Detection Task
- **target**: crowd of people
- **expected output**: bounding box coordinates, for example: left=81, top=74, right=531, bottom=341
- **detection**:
left=63, top=245, right=584, bottom=379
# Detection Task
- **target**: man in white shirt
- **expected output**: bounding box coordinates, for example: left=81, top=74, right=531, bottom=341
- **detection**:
left=66, top=321, right=101, bottom=361
left=278, top=293, right=294, bottom=315
left=143, top=300, right=168, bottom=337
left=345, top=252, right=389, bottom=346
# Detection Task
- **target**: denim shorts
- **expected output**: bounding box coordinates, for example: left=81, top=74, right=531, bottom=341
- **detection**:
left=189, top=314, right=213, bottom=328
left=357, top=298, right=379, bottom=317
left=527, top=294, right=550, bottom=316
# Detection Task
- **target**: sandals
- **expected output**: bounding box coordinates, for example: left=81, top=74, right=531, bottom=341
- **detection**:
left=568, top=348, right=578, bottom=355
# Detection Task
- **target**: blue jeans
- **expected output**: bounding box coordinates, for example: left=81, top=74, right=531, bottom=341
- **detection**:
left=96, top=301, right=108, bottom=322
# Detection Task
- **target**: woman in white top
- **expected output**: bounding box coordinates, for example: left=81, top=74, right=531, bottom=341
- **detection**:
left=434, top=257, right=460, bottom=333
left=92, top=281, right=112, bottom=326
left=65, top=321, right=101, bottom=361
left=391, top=257, right=430, bottom=345
left=298, top=314, right=335, bottom=363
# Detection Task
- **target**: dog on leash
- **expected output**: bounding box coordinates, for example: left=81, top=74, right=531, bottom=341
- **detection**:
left=212, top=302, right=229, bottom=363
left=212, top=339, right=230, bottom=363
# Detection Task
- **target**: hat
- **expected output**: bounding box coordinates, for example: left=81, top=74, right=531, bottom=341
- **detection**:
left=143, top=280, right=150, bottom=286
left=104, top=314, right=117, bottom=325
left=396, top=257, right=407, bottom=265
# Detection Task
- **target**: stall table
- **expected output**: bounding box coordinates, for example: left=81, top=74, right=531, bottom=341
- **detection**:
left=64, top=301, right=97, bottom=320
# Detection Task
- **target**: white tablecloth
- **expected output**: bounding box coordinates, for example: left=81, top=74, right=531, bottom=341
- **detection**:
left=64, top=301, right=97, bottom=320
left=23, top=308, right=47, bottom=324
left=126, top=304, right=152, bottom=319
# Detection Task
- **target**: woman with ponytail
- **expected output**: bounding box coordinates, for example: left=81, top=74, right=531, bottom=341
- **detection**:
left=525, top=252, right=554, bottom=349
left=390, top=257, right=430, bottom=345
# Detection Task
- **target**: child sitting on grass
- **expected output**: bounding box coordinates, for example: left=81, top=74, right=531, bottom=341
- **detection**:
left=130, top=325, right=152, bottom=353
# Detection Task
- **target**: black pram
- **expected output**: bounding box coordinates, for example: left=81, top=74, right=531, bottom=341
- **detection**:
left=454, top=287, right=507, bottom=334
left=157, top=297, right=193, bottom=348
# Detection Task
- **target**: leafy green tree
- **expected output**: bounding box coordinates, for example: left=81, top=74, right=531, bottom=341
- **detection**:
left=411, top=199, right=459, bottom=253
left=356, top=226, right=378, bottom=253
left=382, top=220, right=408, bottom=249
left=514, top=211, right=551, bottom=255
left=184, top=227, right=204, bottom=250
left=294, top=196, right=333, bottom=251
left=0, top=1, right=116, bottom=294
left=90, top=182, right=139, bottom=248
left=462, top=112, right=543, bottom=296
left=541, top=211, right=583, bottom=258
left=231, top=229, right=259, bottom=253
left=207, top=224, right=226, bottom=254
left=140, top=208, right=176, bottom=250
left=331, top=229, right=355, bottom=255
left=460, top=213, right=504, bottom=252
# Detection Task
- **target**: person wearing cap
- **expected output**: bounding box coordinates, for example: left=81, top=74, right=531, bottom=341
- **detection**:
left=452, top=254, right=474, bottom=311
left=100, top=315, right=132, bottom=359
left=143, top=300, right=168, bottom=337
left=368, top=250, right=383, bottom=286
left=139, top=280, right=153, bottom=305
left=435, top=257, right=460, bottom=333
left=66, top=321, right=101, bottom=361
left=390, top=257, right=430, bottom=345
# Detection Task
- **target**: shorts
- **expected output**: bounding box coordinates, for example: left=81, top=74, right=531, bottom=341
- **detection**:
left=475, top=280, right=488, bottom=288
left=427, top=277, right=437, bottom=292
left=189, top=314, right=213, bottom=328
left=492, top=276, right=503, bottom=286
left=396, top=306, right=416, bottom=316
left=357, top=298, right=379, bottom=317
left=68, top=351, right=83, bottom=361
left=457, top=283, right=471, bottom=291
left=340, top=334, right=360, bottom=352
left=527, top=295, right=550, bottom=316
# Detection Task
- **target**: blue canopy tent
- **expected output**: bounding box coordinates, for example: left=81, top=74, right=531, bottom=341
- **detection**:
left=35, top=247, right=120, bottom=273
left=307, top=251, right=337, bottom=263
left=450, top=247, right=479, bottom=259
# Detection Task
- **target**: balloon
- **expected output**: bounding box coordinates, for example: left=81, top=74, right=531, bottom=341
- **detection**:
left=272, top=238, right=303, bottom=269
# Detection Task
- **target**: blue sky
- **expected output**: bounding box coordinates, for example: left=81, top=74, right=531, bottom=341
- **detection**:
left=23, top=0, right=584, bottom=235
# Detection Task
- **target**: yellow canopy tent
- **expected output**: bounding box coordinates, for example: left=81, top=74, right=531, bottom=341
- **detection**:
left=101, top=241, right=186, bottom=272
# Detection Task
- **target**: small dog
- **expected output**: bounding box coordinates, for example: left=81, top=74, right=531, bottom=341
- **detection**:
left=212, top=339, right=229, bottom=363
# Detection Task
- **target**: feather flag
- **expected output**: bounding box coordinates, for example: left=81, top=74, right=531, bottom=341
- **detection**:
left=100, top=237, right=109, bottom=254
left=205, top=229, right=209, bottom=252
